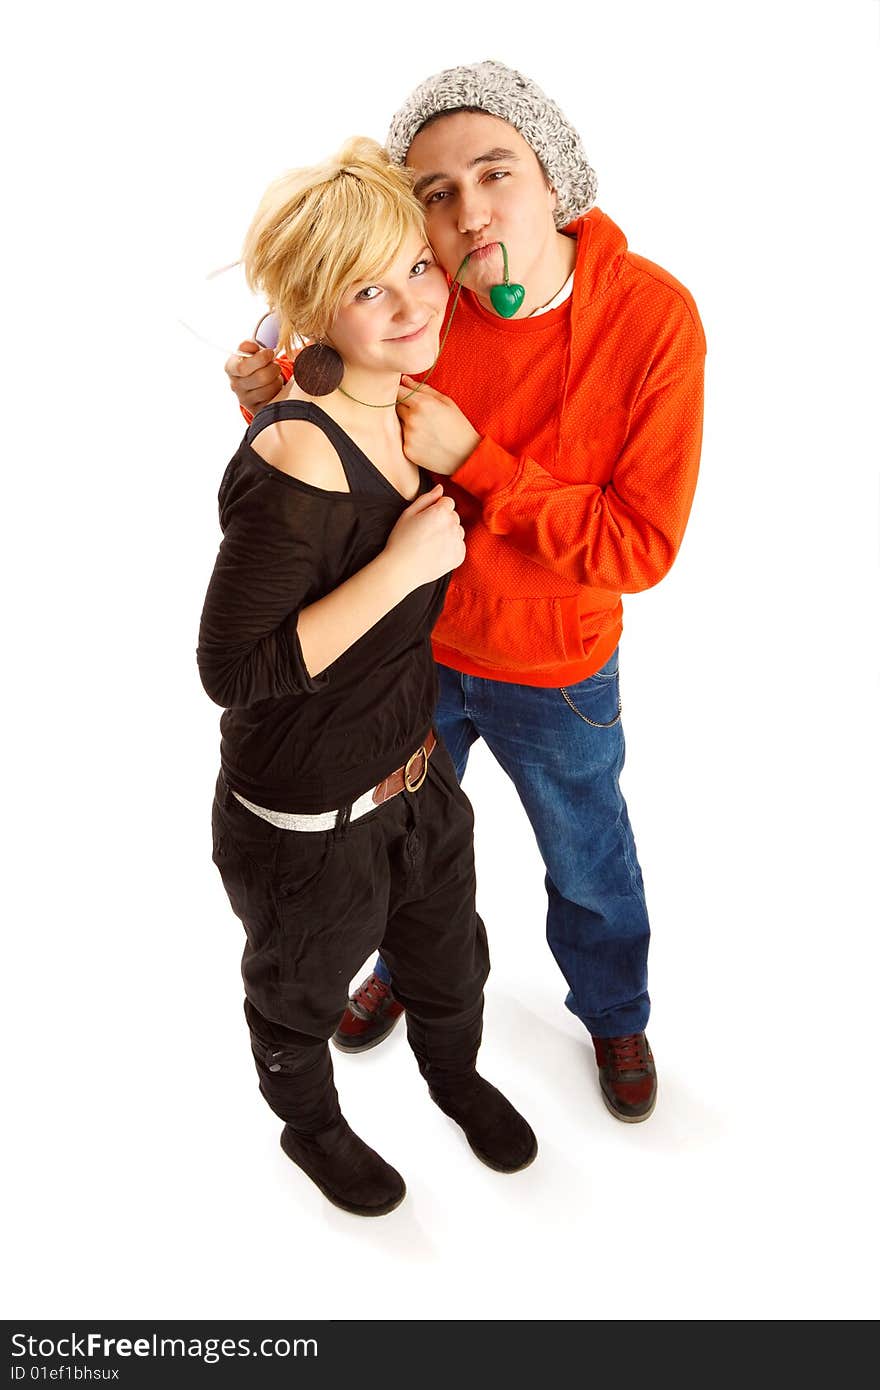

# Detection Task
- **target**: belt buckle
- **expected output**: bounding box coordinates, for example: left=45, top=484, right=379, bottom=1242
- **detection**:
left=403, top=745, right=428, bottom=792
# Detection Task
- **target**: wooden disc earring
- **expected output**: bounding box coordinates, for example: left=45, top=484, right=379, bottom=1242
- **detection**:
left=292, top=343, right=344, bottom=395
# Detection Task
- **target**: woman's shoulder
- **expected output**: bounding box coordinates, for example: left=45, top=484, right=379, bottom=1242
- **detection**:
left=247, top=391, right=350, bottom=493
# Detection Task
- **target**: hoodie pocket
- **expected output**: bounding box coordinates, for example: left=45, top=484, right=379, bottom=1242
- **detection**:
left=432, top=585, right=588, bottom=675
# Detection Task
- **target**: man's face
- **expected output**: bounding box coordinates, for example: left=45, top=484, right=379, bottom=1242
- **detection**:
left=406, top=111, right=559, bottom=301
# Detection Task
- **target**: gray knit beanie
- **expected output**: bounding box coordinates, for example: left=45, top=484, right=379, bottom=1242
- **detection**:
left=386, top=59, right=598, bottom=229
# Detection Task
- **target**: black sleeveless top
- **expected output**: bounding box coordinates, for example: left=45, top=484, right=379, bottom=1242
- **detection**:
left=197, top=401, right=450, bottom=813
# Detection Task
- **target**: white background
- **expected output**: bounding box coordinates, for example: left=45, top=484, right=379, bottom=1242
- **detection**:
left=2, top=0, right=878, bottom=1322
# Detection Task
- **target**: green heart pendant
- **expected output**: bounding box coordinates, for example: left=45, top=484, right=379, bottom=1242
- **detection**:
left=490, top=282, right=525, bottom=318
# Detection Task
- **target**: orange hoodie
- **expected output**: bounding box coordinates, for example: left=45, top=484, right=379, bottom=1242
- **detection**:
left=259, top=208, right=705, bottom=687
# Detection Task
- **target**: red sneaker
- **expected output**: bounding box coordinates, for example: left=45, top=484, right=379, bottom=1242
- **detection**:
left=592, top=1033, right=657, bottom=1122
left=332, top=971, right=405, bottom=1053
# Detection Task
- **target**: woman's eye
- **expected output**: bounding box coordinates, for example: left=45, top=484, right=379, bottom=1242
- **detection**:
left=356, top=286, right=381, bottom=302
left=411, top=259, right=431, bottom=277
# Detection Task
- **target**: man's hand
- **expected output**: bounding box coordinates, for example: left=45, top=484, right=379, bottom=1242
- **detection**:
left=396, top=377, right=481, bottom=475
left=225, top=340, right=285, bottom=415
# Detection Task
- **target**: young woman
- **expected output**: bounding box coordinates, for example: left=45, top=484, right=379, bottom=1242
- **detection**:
left=197, top=138, right=536, bottom=1216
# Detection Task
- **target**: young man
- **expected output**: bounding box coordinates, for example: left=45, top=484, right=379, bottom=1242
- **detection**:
left=226, top=61, right=706, bottom=1123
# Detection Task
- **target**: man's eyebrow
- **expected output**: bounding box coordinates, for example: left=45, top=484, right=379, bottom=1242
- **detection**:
left=413, top=149, right=520, bottom=199
left=469, top=147, right=519, bottom=167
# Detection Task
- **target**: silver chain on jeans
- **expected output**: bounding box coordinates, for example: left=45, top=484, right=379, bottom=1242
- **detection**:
left=559, top=683, right=622, bottom=729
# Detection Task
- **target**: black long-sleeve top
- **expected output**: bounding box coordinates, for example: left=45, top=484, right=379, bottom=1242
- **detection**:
left=197, top=402, right=450, bottom=813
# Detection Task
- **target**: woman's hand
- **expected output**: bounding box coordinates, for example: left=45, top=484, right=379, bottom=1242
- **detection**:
left=384, top=484, right=466, bottom=587
left=396, top=378, right=481, bottom=476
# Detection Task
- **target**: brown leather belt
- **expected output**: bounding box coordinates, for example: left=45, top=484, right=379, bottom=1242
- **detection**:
left=372, top=729, right=437, bottom=805
left=230, top=730, right=439, bottom=833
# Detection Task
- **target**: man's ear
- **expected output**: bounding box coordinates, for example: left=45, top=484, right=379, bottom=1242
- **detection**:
left=547, top=181, right=558, bottom=215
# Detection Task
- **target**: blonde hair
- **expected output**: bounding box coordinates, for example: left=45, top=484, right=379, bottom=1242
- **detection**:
left=242, top=137, right=428, bottom=351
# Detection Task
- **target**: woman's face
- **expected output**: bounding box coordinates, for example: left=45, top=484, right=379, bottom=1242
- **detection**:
left=328, top=228, right=449, bottom=377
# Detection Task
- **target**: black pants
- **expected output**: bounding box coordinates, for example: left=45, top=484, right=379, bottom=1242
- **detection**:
left=211, top=736, right=491, bottom=1133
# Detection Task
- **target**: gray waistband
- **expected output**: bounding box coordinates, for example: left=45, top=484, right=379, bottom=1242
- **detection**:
left=232, top=784, right=380, bottom=832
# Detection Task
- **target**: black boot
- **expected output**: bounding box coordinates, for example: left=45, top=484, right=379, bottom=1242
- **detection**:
left=406, top=1000, right=538, bottom=1173
left=280, top=1118, right=406, bottom=1216
left=429, top=1072, right=538, bottom=1173
left=247, top=1007, right=406, bottom=1216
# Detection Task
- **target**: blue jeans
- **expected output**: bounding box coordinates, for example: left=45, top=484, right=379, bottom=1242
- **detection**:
left=372, top=649, right=651, bottom=1038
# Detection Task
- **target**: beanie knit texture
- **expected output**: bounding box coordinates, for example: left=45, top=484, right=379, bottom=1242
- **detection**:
left=386, top=59, right=598, bottom=228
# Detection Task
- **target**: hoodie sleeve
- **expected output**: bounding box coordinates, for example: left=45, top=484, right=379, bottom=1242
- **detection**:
left=451, top=308, right=706, bottom=595
left=197, top=480, right=328, bottom=708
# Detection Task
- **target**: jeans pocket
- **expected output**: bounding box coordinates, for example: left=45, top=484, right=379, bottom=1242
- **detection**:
left=558, top=653, right=622, bottom=729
